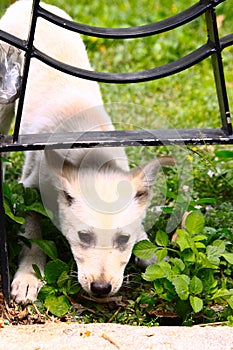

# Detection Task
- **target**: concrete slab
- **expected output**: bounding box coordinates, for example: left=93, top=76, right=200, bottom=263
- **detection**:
left=0, top=322, right=233, bottom=350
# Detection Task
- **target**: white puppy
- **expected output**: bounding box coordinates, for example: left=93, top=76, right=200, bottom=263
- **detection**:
left=0, top=0, right=174, bottom=303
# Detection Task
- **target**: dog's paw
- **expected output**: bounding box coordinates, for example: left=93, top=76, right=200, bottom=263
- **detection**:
left=11, top=272, right=44, bottom=304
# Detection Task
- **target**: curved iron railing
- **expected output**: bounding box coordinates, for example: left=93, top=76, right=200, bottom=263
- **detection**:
left=0, top=0, right=232, bottom=303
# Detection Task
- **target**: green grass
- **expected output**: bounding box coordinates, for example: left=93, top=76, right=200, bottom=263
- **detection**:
left=41, top=0, right=233, bottom=131
left=1, top=0, right=233, bottom=325
left=1, top=0, right=233, bottom=130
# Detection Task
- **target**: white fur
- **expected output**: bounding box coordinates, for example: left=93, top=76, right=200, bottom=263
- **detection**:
left=0, top=0, right=174, bottom=303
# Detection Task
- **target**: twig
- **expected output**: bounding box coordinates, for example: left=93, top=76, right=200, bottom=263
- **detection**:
left=101, top=333, right=120, bottom=349
left=79, top=293, right=122, bottom=304
left=107, top=307, right=122, bottom=323
left=194, top=321, right=229, bottom=327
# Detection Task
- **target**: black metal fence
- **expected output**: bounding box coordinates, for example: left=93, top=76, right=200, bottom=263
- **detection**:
left=0, top=0, right=232, bottom=303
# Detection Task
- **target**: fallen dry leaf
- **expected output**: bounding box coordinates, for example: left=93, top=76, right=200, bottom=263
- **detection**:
left=101, top=333, right=120, bottom=349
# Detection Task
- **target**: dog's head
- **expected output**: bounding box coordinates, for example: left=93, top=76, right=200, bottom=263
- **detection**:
left=45, top=150, right=174, bottom=298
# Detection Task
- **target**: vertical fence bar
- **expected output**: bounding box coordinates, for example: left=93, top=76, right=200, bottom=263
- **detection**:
left=205, top=6, right=232, bottom=135
left=13, top=0, right=41, bottom=143
left=0, top=154, right=10, bottom=304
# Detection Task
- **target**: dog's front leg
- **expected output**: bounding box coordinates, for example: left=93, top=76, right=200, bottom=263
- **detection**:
left=11, top=212, right=46, bottom=303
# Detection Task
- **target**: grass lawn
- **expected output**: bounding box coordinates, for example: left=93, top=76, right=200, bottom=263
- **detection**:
left=0, top=0, right=233, bottom=325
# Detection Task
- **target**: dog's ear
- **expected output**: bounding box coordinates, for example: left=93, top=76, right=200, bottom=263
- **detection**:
left=44, top=149, right=76, bottom=179
left=130, top=157, right=175, bottom=203
left=44, top=149, right=77, bottom=205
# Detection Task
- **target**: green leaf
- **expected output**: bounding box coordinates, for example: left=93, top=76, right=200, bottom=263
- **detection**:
left=182, top=250, right=195, bottom=264
left=157, top=261, right=173, bottom=280
left=155, top=230, right=169, bottom=247
left=31, top=239, right=58, bottom=260
left=212, top=240, right=226, bottom=254
left=221, top=253, right=233, bottom=264
left=173, top=275, right=190, bottom=300
left=68, top=283, right=81, bottom=295
left=198, top=252, right=219, bottom=269
left=24, top=187, right=40, bottom=205
left=176, top=300, right=192, bottom=319
left=32, top=264, right=43, bottom=280
left=199, top=269, right=217, bottom=291
left=170, top=258, right=185, bottom=274
left=57, top=270, right=69, bottom=288
left=212, top=288, right=233, bottom=299
left=3, top=182, right=12, bottom=200
left=185, top=211, right=205, bottom=234
left=153, top=280, right=164, bottom=295
left=133, top=240, right=156, bottom=260
left=194, top=242, right=206, bottom=249
left=44, top=259, right=69, bottom=284
left=2, top=156, right=10, bottom=163
left=194, top=198, right=216, bottom=205
left=38, top=284, right=56, bottom=302
left=227, top=296, right=233, bottom=309
left=44, top=294, right=70, bottom=317
left=215, top=150, right=233, bottom=159
left=193, top=235, right=207, bottom=242
left=156, top=248, right=168, bottom=262
left=142, top=264, right=164, bottom=281
left=190, top=276, right=203, bottom=294
left=175, top=230, right=190, bottom=251
left=206, top=246, right=221, bottom=265
left=25, top=202, right=48, bottom=217
left=190, top=295, right=203, bottom=313
left=4, top=201, right=25, bottom=224
left=161, top=206, right=173, bottom=214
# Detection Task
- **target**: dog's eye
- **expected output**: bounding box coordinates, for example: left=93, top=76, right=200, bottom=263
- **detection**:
left=63, top=191, right=74, bottom=206
left=78, top=231, right=94, bottom=245
left=115, top=234, right=130, bottom=247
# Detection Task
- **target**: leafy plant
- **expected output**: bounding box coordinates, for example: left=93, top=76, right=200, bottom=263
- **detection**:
left=3, top=177, right=50, bottom=273
left=2, top=171, right=79, bottom=317
left=32, top=240, right=80, bottom=317
left=133, top=211, right=233, bottom=321
left=4, top=181, right=48, bottom=224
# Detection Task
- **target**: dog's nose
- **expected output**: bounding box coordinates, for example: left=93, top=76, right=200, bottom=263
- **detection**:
left=90, top=281, right=112, bottom=296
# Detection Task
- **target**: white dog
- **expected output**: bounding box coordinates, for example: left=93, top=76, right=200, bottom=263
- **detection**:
left=0, top=0, right=174, bottom=303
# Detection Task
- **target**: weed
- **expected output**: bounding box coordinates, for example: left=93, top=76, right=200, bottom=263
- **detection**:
left=33, top=244, right=80, bottom=317
left=134, top=210, right=233, bottom=324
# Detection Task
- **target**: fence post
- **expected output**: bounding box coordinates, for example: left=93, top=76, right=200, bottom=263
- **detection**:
left=0, top=154, right=10, bottom=304
left=13, top=0, right=41, bottom=143
left=205, top=6, right=232, bottom=135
